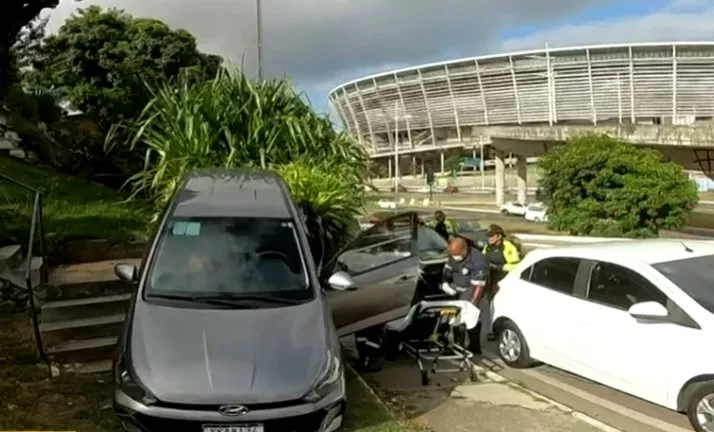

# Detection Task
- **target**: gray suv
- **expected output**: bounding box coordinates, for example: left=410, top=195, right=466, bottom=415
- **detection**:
left=112, top=169, right=448, bottom=432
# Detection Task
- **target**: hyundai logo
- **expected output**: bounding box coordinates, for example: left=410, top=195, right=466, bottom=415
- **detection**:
left=218, top=405, right=249, bottom=416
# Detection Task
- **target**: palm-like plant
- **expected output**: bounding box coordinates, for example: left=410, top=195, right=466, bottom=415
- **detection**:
left=122, top=68, right=368, bottom=257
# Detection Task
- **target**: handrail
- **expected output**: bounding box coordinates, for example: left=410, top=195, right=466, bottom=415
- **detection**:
left=0, top=173, right=48, bottom=364
left=0, top=172, right=43, bottom=195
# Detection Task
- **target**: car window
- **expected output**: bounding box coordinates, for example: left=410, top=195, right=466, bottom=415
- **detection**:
left=147, top=217, right=311, bottom=300
left=337, top=214, right=413, bottom=274
left=653, top=255, right=714, bottom=314
left=416, top=225, right=448, bottom=260
left=523, top=257, right=580, bottom=294
left=587, top=262, right=666, bottom=310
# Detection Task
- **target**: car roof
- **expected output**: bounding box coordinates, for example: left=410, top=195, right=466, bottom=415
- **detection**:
left=530, top=239, right=714, bottom=265
left=172, top=168, right=293, bottom=218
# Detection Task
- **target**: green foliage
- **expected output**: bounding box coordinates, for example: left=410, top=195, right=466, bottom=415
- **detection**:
left=27, top=6, right=222, bottom=128
left=538, top=134, right=699, bottom=237
left=122, top=68, right=368, bottom=257
left=0, top=1, right=58, bottom=99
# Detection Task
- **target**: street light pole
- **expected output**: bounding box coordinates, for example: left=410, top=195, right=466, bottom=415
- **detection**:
left=394, top=100, right=400, bottom=203
left=256, top=0, right=263, bottom=80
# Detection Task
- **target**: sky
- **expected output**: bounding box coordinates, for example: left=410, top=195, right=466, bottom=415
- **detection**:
left=45, top=0, right=714, bottom=115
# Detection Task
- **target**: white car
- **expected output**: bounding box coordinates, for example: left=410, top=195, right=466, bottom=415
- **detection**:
left=500, top=201, right=527, bottom=216
left=491, top=240, right=714, bottom=432
left=377, top=199, right=397, bottom=209
left=524, top=204, right=548, bottom=222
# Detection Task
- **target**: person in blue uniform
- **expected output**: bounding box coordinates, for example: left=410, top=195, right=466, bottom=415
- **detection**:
left=440, top=236, right=489, bottom=354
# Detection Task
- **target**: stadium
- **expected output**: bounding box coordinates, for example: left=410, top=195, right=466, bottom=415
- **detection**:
left=328, top=42, right=714, bottom=202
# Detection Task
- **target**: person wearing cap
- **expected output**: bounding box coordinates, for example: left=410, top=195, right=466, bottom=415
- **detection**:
left=440, top=237, right=489, bottom=354
left=429, top=210, right=454, bottom=241
left=482, top=224, right=522, bottom=341
left=483, top=224, right=521, bottom=275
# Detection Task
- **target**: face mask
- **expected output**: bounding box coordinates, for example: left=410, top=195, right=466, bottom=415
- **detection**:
left=453, top=255, right=464, bottom=262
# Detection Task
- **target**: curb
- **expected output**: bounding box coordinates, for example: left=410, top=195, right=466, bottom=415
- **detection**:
left=471, top=360, right=623, bottom=432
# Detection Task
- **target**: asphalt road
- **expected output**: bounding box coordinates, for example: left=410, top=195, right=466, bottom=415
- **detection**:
left=478, top=347, right=694, bottom=432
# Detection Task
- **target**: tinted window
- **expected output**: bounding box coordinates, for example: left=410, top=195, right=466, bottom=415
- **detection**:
left=527, top=257, right=580, bottom=294
left=587, top=262, right=666, bottom=310
left=147, top=217, right=311, bottom=300
left=653, top=256, right=714, bottom=314
left=338, top=215, right=414, bottom=274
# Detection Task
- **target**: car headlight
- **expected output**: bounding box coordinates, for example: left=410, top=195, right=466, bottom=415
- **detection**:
left=303, top=351, right=342, bottom=403
left=116, top=355, right=158, bottom=406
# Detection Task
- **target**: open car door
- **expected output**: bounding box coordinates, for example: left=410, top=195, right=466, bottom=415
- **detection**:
left=323, top=212, right=423, bottom=336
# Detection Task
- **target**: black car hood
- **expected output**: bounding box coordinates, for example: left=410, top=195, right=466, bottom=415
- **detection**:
left=128, top=297, right=329, bottom=405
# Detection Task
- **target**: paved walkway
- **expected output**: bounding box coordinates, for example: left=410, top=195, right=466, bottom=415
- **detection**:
left=343, top=335, right=616, bottom=432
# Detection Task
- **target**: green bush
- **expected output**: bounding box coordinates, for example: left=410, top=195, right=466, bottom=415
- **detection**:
left=538, top=134, right=698, bottom=237
left=121, top=68, right=368, bottom=259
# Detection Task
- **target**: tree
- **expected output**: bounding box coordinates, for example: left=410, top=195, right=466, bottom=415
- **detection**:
left=121, top=69, right=368, bottom=261
left=538, top=134, right=698, bottom=237
left=0, top=0, right=58, bottom=99
left=28, top=6, right=222, bottom=128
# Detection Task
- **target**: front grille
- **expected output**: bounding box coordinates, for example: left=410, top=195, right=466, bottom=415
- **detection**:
left=133, top=410, right=326, bottom=432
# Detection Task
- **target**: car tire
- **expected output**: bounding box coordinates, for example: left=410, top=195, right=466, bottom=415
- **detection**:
left=496, top=320, right=533, bottom=369
left=501, top=209, right=509, bottom=215
left=686, top=381, right=714, bottom=432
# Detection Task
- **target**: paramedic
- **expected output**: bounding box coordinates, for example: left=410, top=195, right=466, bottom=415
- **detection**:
left=441, top=237, right=489, bottom=354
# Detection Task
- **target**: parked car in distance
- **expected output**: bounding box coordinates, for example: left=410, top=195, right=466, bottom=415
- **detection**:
left=524, top=203, right=548, bottom=223
left=112, top=168, right=450, bottom=432
left=376, top=199, right=397, bottom=209
left=491, top=240, right=714, bottom=432
left=499, top=201, right=527, bottom=216
left=442, top=185, right=459, bottom=194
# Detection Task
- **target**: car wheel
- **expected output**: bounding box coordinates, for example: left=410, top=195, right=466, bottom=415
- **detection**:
left=687, top=381, right=714, bottom=432
left=496, top=320, right=533, bottom=369
left=501, top=209, right=509, bottom=215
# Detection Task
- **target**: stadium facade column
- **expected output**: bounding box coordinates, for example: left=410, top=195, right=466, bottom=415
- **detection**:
left=440, top=151, right=445, bottom=174
left=388, top=158, right=392, bottom=178
left=516, top=155, right=527, bottom=204
left=411, top=156, right=416, bottom=175
left=495, top=149, right=506, bottom=207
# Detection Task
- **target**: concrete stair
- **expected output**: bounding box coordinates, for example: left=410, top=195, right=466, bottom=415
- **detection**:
left=40, top=258, right=141, bottom=373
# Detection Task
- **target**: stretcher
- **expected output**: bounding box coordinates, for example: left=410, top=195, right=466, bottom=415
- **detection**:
left=383, top=297, right=480, bottom=385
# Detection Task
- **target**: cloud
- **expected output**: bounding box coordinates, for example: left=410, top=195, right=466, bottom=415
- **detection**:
left=501, top=1, right=714, bottom=51
left=46, top=0, right=611, bottom=99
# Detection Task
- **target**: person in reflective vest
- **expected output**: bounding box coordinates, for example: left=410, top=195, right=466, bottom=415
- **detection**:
left=482, top=224, right=522, bottom=341
left=483, top=224, right=522, bottom=275
left=430, top=210, right=454, bottom=240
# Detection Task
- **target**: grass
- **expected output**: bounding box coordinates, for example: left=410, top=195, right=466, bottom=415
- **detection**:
left=0, top=303, right=428, bottom=432
left=0, top=156, right=152, bottom=254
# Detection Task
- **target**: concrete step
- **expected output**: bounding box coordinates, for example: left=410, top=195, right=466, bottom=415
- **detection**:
left=0, top=244, right=23, bottom=272
left=62, top=359, right=113, bottom=374
left=46, top=259, right=140, bottom=301
left=0, top=256, right=44, bottom=290
left=40, top=313, right=126, bottom=346
left=46, top=336, right=119, bottom=364
left=41, top=293, right=132, bottom=322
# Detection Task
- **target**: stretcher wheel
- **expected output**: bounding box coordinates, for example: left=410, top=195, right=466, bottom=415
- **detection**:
left=469, top=368, right=478, bottom=382
left=421, top=370, right=430, bottom=386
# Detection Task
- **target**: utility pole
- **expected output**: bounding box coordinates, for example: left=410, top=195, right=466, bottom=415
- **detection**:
left=394, top=100, right=400, bottom=203
left=256, top=0, right=263, bottom=80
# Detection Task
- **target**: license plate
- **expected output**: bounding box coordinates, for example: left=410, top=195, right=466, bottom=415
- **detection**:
left=202, top=424, right=264, bottom=432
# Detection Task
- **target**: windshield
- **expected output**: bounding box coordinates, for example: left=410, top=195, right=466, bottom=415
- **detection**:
left=652, top=256, right=714, bottom=314
left=417, top=225, right=449, bottom=259
left=146, top=217, right=312, bottom=303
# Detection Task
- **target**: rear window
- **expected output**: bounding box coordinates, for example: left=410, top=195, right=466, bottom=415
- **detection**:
left=146, top=217, right=311, bottom=300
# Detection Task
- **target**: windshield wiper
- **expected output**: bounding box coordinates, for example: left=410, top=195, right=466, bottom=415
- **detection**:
left=191, top=294, right=303, bottom=305
left=147, top=293, right=259, bottom=308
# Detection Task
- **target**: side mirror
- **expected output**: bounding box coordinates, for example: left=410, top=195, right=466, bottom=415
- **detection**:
left=628, top=301, right=668, bottom=322
left=115, top=264, right=138, bottom=283
left=327, top=271, right=358, bottom=291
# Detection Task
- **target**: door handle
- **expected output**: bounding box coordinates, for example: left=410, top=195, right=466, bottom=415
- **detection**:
left=396, top=274, right=415, bottom=282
